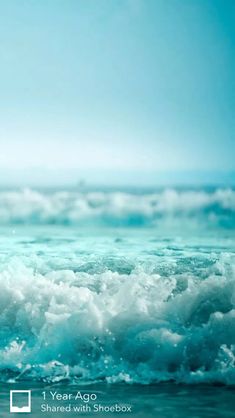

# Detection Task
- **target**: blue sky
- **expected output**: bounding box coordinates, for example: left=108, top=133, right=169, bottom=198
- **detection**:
left=0, top=0, right=234, bottom=186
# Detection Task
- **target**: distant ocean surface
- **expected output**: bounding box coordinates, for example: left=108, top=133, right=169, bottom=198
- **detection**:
left=0, top=185, right=234, bottom=390
left=0, top=186, right=234, bottom=229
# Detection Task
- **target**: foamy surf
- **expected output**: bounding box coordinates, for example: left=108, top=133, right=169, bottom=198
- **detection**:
left=0, top=231, right=235, bottom=386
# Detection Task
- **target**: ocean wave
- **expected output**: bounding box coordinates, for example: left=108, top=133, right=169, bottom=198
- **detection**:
left=0, top=188, right=234, bottom=228
left=1, top=252, right=235, bottom=385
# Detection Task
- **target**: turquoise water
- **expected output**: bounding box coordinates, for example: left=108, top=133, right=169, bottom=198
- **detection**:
left=0, top=187, right=235, bottom=416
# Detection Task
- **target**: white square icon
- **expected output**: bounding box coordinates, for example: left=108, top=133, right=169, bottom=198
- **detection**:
left=10, top=390, right=31, bottom=413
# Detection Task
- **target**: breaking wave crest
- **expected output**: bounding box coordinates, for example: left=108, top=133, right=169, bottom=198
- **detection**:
left=0, top=188, right=234, bottom=228
left=1, top=253, right=235, bottom=385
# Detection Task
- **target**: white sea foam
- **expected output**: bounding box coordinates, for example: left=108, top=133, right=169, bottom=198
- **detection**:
left=0, top=251, right=235, bottom=384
